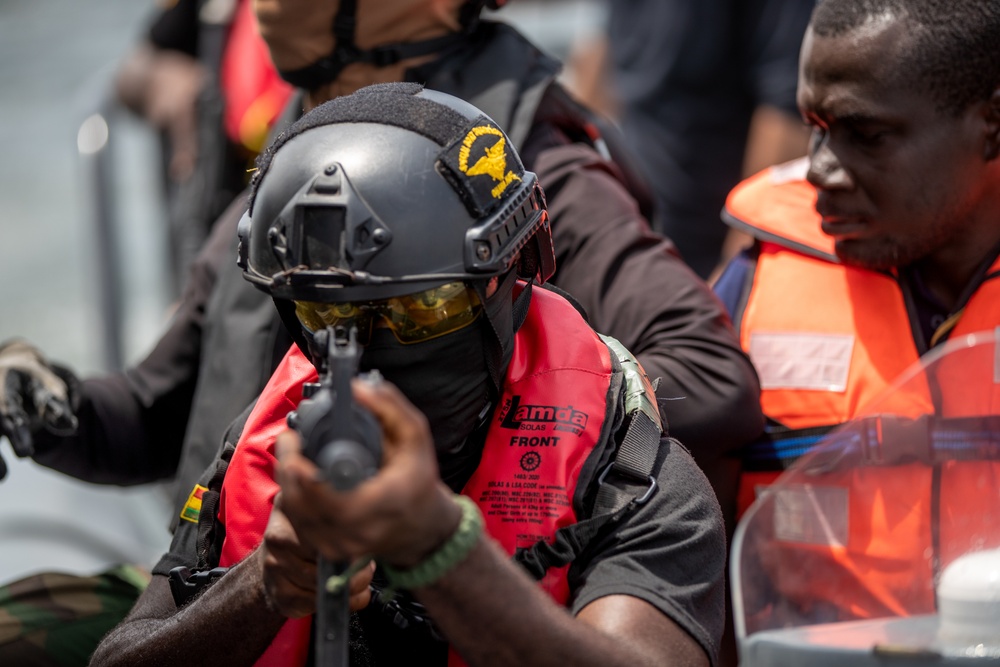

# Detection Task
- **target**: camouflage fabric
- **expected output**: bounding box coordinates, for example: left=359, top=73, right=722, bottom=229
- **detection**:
left=0, top=564, right=149, bottom=667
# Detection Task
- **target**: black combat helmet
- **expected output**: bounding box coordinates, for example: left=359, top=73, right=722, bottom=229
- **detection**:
left=238, top=83, right=555, bottom=376
left=240, top=82, right=553, bottom=304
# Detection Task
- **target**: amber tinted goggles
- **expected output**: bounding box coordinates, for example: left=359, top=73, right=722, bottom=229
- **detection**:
left=294, top=282, right=483, bottom=345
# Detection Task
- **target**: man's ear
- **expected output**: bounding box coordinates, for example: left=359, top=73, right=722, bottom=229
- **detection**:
left=984, top=86, right=1000, bottom=161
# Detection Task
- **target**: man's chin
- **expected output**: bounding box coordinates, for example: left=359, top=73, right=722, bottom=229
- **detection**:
left=833, top=239, right=901, bottom=271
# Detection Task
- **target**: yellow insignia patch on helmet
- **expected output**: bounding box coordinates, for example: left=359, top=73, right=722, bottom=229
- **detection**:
left=440, top=117, right=526, bottom=218
left=180, top=484, right=208, bottom=524
left=458, top=126, right=521, bottom=199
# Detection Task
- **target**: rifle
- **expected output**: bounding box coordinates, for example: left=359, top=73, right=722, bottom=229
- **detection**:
left=287, top=326, right=382, bottom=667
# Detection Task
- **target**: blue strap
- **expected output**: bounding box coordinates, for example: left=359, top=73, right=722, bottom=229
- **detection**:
left=740, top=415, right=1000, bottom=472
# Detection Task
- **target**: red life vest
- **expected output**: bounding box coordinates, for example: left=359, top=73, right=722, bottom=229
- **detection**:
left=725, top=161, right=1000, bottom=619
left=219, top=0, right=293, bottom=154
left=217, top=285, right=616, bottom=666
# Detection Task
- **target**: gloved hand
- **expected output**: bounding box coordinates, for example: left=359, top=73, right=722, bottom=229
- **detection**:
left=0, top=340, right=79, bottom=479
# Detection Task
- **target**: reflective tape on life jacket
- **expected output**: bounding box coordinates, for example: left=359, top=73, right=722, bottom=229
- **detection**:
left=217, top=284, right=623, bottom=666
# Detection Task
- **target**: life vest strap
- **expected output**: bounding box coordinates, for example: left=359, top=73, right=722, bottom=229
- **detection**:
left=196, top=440, right=237, bottom=569
left=739, top=414, right=1000, bottom=473
left=738, top=422, right=839, bottom=472
left=593, top=412, right=661, bottom=513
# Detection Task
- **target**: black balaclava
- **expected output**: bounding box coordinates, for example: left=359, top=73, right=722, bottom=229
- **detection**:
left=356, top=270, right=520, bottom=489
left=358, top=324, right=491, bottom=458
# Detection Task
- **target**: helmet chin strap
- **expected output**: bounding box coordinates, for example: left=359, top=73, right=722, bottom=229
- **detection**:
left=273, top=298, right=322, bottom=368
left=475, top=270, right=529, bottom=397
left=278, top=0, right=470, bottom=90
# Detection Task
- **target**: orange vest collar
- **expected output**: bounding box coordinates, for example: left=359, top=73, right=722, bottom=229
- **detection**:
left=724, top=159, right=834, bottom=261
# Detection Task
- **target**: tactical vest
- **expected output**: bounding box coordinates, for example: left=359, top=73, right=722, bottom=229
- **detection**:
left=723, top=161, right=1000, bottom=620
left=212, top=285, right=661, bottom=666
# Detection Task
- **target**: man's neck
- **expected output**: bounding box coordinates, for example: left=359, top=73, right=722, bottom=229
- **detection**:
left=912, top=237, right=1000, bottom=312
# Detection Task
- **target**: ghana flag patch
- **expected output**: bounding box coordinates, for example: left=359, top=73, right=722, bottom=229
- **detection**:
left=180, top=484, right=208, bottom=524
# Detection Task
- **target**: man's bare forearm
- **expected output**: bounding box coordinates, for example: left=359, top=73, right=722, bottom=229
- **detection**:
left=414, top=536, right=708, bottom=667
left=90, top=549, right=286, bottom=667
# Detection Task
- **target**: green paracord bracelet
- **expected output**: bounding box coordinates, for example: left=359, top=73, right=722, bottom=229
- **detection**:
left=380, top=494, right=483, bottom=590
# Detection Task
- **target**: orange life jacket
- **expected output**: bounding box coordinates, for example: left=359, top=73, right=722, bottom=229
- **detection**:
left=725, top=160, right=1000, bottom=510
left=724, top=161, right=1000, bottom=620
left=216, top=286, right=629, bottom=666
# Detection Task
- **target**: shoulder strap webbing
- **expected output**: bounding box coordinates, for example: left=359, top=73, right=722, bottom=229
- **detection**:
left=194, top=440, right=235, bottom=570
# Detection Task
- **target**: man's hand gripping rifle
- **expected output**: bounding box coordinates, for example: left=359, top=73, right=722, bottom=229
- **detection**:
left=287, top=326, right=382, bottom=667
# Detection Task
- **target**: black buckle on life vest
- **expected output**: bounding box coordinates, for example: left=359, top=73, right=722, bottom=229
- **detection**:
left=367, top=45, right=404, bottom=67
left=597, top=462, right=657, bottom=506
left=864, top=414, right=933, bottom=465
left=370, top=584, right=445, bottom=641
left=168, top=566, right=229, bottom=608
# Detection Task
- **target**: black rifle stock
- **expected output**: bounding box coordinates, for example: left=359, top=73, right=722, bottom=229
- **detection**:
left=287, top=326, right=382, bottom=667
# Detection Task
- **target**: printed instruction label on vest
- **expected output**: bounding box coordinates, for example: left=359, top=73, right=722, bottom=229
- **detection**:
left=476, top=469, right=573, bottom=549
left=467, top=394, right=587, bottom=549
left=772, top=484, right=848, bottom=547
left=475, top=442, right=573, bottom=549
left=750, top=332, right=855, bottom=391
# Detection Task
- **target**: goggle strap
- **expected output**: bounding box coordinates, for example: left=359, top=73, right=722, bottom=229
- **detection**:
left=475, top=277, right=505, bottom=395
left=511, top=278, right=533, bottom=334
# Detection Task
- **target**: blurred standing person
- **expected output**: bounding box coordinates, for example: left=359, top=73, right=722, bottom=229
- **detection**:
left=116, top=0, right=292, bottom=292
left=601, top=0, right=815, bottom=279
left=0, top=5, right=292, bottom=664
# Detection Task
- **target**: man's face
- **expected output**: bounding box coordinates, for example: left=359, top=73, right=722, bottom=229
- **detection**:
left=797, top=19, right=992, bottom=271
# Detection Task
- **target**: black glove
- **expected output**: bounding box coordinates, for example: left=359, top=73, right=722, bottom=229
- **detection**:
left=0, top=340, right=79, bottom=480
